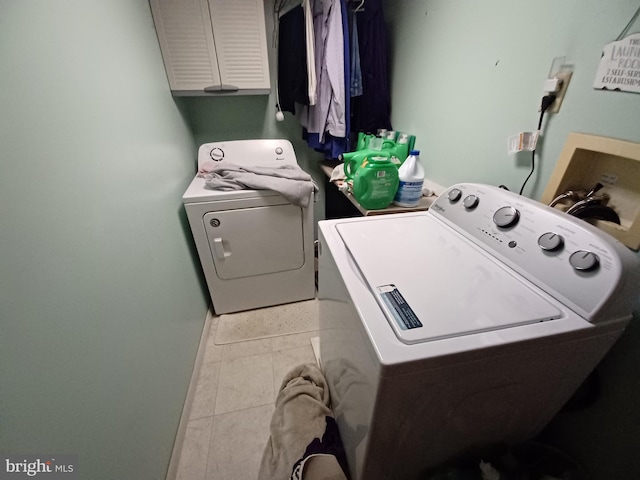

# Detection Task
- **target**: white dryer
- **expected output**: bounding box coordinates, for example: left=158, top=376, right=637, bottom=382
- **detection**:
left=183, top=139, right=315, bottom=314
left=318, top=183, right=639, bottom=480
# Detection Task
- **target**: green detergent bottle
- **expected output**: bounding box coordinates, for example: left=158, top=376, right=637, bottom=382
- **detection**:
left=343, top=149, right=391, bottom=180
left=352, top=156, right=399, bottom=210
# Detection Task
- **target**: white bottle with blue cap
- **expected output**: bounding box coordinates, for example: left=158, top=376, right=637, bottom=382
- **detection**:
left=393, top=150, right=424, bottom=207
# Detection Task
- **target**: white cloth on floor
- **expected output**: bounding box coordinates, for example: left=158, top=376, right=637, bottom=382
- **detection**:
left=258, top=364, right=348, bottom=480
left=200, top=162, right=317, bottom=208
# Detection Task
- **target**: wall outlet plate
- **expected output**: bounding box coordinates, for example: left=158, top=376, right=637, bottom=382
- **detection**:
left=546, top=71, right=573, bottom=113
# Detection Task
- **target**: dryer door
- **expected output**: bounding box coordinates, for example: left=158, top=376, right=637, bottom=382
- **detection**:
left=203, top=204, right=305, bottom=280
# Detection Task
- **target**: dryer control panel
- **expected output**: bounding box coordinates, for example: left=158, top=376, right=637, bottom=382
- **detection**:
left=428, top=183, right=639, bottom=323
left=197, top=139, right=297, bottom=170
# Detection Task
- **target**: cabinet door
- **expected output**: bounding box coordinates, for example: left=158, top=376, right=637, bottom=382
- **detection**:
left=207, top=0, right=271, bottom=90
left=150, top=0, right=222, bottom=91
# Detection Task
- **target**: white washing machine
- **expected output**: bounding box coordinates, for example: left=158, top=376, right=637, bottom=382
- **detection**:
left=183, top=139, right=315, bottom=314
left=318, top=183, right=639, bottom=480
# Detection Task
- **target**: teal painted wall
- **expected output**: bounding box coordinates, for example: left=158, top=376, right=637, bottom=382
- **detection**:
left=383, top=1, right=640, bottom=477
left=384, top=0, right=640, bottom=199
left=0, top=1, right=208, bottom=478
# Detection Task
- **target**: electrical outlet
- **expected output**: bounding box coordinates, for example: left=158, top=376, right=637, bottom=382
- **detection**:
left=546, top=70, right=573, bottom=113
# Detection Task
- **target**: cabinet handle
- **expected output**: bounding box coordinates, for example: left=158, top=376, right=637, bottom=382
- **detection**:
left=204, top=84, right=239, bottom=93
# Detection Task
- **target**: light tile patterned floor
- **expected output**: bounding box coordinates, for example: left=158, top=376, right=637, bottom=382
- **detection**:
left=176, top=315, right=319, bottom=480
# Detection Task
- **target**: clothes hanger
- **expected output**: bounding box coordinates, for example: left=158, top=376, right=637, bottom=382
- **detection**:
left=272, top=0, right=302, bottom=47
left=353, top=0, right=365, bottom=12
left=274, top=0, right=301, bottom=19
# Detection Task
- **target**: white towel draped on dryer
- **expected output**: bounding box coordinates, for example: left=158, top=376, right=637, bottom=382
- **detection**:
left=200, top=162, right=317, bottom=208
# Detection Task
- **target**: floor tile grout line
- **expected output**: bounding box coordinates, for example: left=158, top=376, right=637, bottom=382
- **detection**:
left=203, top=408, right=217, bottom=480
left=213, top=330, right=320, bottom=348
left=212, top=401, right=277, bottom=421
left=219, top=337, right=274, bottom=363
left=206, top=339, right=318, bottom=365
left=189, top=362, right=222, bottom=423
left=271, top=349, right=278, bottom=400
left=213, top=350, right=276, bottom=417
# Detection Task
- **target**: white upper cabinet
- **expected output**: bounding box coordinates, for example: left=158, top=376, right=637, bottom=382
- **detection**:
left=150, top=0, right=271, bottom=95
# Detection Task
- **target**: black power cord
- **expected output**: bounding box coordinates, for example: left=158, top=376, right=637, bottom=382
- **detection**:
left=519, top=94, right=557, bottom=195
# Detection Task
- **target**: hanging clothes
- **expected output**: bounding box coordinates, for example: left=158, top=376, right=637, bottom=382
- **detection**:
left=301, top=0, right=350, bottom=159
left=351, top=0, right=392, bottom=134
left=349, top=8, right=363, bottom=98
left=300, top=0, right=346, bottom=142
left=302, top=0, right=317, bottom=106
left=277, top=5, right=309, bottom=114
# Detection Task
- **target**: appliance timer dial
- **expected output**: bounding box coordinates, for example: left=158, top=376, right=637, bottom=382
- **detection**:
left=538, top=232, right=564, bottom=252
left=209, top=147, right=224, bottom=161
left=493, top=206, right=520, bottom=228
left=569, top=251, right=599, bottom=272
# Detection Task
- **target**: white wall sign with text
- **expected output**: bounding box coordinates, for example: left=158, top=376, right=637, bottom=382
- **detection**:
left=593, top=33, right=640, bottom=93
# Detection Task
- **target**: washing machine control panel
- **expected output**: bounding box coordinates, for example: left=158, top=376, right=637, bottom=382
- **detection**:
left=429, top=183, right=631, bottom=321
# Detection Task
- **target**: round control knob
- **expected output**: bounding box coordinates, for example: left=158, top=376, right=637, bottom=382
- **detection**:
left=538, top=232, right=564, bottom=252
left=209, top=147, right=224, bottom=161
left=493, top=206, right=520, bottom=228
left=569, top=250, right=599, bottom=272
left=275, top=147, right=283, bottom=155
left=448, top=188, right=462, bottom=202
left=463, top=195, right=479, bottom=209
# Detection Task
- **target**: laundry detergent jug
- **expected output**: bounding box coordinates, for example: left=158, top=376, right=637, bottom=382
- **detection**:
left=343, top=149, right=391, bottom=181
left=352, top=156, right=399, bottom=210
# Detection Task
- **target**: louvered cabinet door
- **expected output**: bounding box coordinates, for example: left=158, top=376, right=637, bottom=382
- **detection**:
left=150, top=0, right=221, bottom=92
left=150, top=0, right=270, bottom=94
left=207, top=0, right=270, bottom=91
